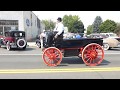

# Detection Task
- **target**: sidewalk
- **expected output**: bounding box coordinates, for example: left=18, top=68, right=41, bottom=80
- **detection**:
left=27, top=42, right=36, bottom=47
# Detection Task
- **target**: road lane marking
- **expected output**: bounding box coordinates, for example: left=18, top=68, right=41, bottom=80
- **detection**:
left=0, top=67, right=120, bottom=73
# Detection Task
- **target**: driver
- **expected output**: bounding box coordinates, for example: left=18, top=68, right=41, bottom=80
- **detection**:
left=47, top=17, right=64, bottom=47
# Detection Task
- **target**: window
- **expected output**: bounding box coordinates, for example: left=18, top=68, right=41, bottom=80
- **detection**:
left=37, top=18, right=40, bottom=28
left=5, top=32, right=10, bottom=37
left=0, top=27, right=3, bottom=35
left=0, top=20, right=18, bottom=25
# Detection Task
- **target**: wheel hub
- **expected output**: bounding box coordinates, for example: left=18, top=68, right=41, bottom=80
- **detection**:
left=90, top=51, right=97, bottom=59
left=49, top=54, right=56, bottom=60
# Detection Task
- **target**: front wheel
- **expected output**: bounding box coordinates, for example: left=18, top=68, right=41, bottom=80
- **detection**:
left=6, top=42, right=11, bottom=51
left=36, top=42, right=41, bottom=48
left=42, top=47, right=62, bottom=67
left=103, top=43, right=110, bottom=50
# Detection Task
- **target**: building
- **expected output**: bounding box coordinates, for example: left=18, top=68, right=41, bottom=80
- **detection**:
left=0, top=11, right=43, bottom=41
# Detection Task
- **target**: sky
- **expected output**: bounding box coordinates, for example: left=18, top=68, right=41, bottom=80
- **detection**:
left=33, top=11, right=120, bottom=29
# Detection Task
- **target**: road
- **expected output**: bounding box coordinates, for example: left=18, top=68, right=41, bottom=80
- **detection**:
left=0, top=46, right=120, bottom=79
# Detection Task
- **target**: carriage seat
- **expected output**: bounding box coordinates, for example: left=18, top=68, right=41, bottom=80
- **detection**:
left=43, top=31, right=64, bottom=48
left=53, top=32, right=64, bottom=47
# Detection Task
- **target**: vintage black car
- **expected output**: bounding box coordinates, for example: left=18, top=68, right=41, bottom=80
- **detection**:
left=0, top=30, right=27, bottom=51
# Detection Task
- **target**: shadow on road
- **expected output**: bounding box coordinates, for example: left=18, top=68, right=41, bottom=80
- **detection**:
left=61, top=57, right=84, bottom=64
left=99, top=59, right=111, bottom=66
left=108, top=48, right=120, bottom=51
left=58, top=57, right=110, bottom=67
left=6, top=47, right=36, bottom=51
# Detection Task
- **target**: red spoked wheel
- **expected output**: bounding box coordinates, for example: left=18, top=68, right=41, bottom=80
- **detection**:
left=82, top=43, right=104, bottom=66
left=42, top=47, right=62, bottom=67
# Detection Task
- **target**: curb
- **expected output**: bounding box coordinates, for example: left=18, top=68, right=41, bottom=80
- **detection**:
left=27, top=42, right=37, bottom=47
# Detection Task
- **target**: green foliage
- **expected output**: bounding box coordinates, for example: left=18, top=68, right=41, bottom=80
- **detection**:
left=99, top=19, right=117, bottom=33
left=93, top=16, right=103, bottom=33
left=87, top=25, right=93, bottom=35
left=63, top=15, right=84, bottom=33
left=114, top=23, right=120, bottom=36
left=41, top=19, right=55, bottom=31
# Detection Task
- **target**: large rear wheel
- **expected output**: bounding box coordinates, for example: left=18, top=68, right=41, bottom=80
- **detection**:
left=82, top=43, right=104, bottom=66
left=42, top=47, right=62, bottom=66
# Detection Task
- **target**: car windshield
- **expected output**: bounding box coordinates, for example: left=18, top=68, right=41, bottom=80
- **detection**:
left=89, top=34, right=108, bottom=39
left=109, top=33, right=117, bottom=37
left=14, top=32, right=24, bottom=37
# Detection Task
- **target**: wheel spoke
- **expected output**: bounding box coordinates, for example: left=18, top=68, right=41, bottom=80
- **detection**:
left=47, top=59, right=51, bottom=65
left=92, top=45, right=96, bottom=50
left=91, top=45, right=93, bottom=50
left=44, top=53, right=49, bottom=57
left=97, top=54, right=102, bottom=56
left=54, top=58, right=59, bottom=62
left=86, top=53, right=90, bottom=56
left=85, top=57, right=91, bottom=63
left=90, top=59, right=92, bottom=64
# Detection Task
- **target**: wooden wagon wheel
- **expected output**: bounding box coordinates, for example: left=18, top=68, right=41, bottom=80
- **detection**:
left=82, top=43, right=104, bottom=66
left=42, top=47, right=62, bottom=66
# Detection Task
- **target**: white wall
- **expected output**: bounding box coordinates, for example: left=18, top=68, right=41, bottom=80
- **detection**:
left=0, top=11, right=24, bottom=31
left=31, top=12, right=40, bottom=39
left=23, top=11, right=40, bottom=41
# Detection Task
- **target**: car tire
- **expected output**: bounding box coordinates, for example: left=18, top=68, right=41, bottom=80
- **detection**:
left=6, top=42, right=11, bottom=51
left=23, top=46, right=26, bottom=50
left=103, top=43, right=110, bottom=50
left=17, top=39, right=26, bottom=48
left=36, top=42, right=41, bottom=48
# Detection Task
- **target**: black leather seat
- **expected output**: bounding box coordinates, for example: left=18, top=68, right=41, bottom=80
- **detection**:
left=44, top=31, right=64, bottom=47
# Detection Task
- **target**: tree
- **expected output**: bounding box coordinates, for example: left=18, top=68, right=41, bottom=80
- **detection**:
left=99, top=19, right=117, bottom=33
left=63, top=15, right=85, bottom=33
left=93, top=16, right=103, bottom=33
left=87, top=25, right=93, bottom=35
left=41, top=19, right=55, bottom=31
left=114, top=23, right=120, bottom=36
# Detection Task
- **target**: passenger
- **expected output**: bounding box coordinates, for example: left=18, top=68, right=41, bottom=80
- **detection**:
left=75, top=33, right=81, bottom=39
left=40, top=30, right=46, bottom=50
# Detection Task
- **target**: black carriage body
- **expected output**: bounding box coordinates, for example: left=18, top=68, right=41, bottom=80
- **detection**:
left=61, top=38, right=103, bottom=48
left=42, top=31, right=103, bottom=57
left=58, top=38, right=103, bottom=57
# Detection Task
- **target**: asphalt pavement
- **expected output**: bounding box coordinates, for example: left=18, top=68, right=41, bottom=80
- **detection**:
left=0, top=46, right=120, bottom=79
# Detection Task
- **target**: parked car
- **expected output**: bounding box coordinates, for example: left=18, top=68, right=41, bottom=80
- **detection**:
left=89, top=33, right=120, bottom=50
left=0, top=30, right=27, bottom=51
left=103, top=38, right=119, bottom=50
left=100, top=33, right=120, bottom=42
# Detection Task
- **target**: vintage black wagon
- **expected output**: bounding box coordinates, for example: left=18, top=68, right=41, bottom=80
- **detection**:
left=42, top=32, right=104, bottom=67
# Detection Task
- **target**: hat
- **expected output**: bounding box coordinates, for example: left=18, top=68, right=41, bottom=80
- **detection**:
left=57, top=17, right=62, bottom=22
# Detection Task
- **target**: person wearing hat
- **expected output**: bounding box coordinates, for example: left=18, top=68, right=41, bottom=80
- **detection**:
left=47, top=17, right=64, bottom=47
left=53, top=17, right=64, bottom=39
